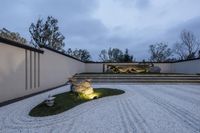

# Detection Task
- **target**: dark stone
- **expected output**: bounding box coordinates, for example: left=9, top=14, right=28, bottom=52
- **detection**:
left=149, top=66, right=161, bottom=73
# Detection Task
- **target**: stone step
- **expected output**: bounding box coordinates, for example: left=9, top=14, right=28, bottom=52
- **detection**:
left=74, top=77, right=200, bottom=80
left=75, top=74, right=200, bottom=77
left=73, top=73, right=200, bottom=83
left=75, top=79, right=200, bottom=83
left=76, top=80, right=200, bottom=83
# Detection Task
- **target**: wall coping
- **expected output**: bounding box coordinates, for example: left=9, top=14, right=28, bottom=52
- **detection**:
left=39, top=45, right=85, bottom=63
left=172, top=58, right=200, bottom=63
left=0, top=36, right=44, bottom=53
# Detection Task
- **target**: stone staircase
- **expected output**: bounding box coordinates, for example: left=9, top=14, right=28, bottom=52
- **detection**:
left=73, top=73, right=200, bottom=83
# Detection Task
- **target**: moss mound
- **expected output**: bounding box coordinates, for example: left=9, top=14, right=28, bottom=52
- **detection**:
left=29, top=88, right=125, bottom=117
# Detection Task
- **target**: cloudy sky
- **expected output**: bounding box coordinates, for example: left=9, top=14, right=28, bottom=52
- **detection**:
left=1, top=0, right=200, bottom=61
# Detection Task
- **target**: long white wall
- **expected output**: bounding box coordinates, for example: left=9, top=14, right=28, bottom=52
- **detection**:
left=85, top=61, right=200, bottom=74
left=1, top=39, right=200, bottom=103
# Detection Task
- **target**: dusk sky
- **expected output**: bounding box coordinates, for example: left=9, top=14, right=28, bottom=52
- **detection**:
left=1, top=0, right=200, bottom=61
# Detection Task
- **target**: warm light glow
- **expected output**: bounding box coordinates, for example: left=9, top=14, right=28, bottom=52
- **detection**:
left=80, top=92, right=101, bottom=100
left=88, top=93, right=99, bottom=99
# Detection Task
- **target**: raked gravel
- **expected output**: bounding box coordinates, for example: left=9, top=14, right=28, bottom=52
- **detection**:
left=0, top=84, right=200, bottom=133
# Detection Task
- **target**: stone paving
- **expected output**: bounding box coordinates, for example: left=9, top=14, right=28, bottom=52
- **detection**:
left=0, top=84, right=200, bottom=133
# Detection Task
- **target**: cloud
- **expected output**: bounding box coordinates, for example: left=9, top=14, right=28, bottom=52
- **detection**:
left=165, top=16, right=200, bottom=42
left=64, top=18, right=108, bottom=39
left=135, top=0, right=150, bottom=9
left=1, top=0, right=200, bottom=61
left=0, top=0, right=99, bottom=37
left=114, top=0, right=150, bottom=9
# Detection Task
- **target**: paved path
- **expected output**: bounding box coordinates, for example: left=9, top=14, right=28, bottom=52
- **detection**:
left=0, top=84, right=200, bottom=133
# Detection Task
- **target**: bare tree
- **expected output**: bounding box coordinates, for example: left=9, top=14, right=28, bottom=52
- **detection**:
left=149, top=42, right=172, bottom=62
left=174, top=30, right=200, bottom=60
left=174, top=42, right=188, bottom=60
left=99, top=49, right=108, bottom=62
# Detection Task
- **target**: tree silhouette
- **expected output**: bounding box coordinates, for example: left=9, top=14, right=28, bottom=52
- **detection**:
left=29, top=16, right=65, bottom=50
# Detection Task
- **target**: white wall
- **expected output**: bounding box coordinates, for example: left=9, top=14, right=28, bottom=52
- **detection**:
left=1, top=40, right=200, bottom=103
left=171, top=59, right=200, bottom=74
left=0, top=43, right=26, bottom=102
left=39, top=48, right=85, bottom=90
left=154, top=63, right=172, bottom=73
left=84, top=62, right=200, bottom=74
left=0, top=43, right=85, bottom=103
left=85, top=63, right=103, bottom=73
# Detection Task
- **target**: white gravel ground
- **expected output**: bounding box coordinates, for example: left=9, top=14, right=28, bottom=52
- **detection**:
left=0, top=84, right=200, bottom=133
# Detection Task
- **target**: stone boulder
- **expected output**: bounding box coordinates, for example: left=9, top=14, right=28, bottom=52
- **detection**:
left=149, top=66, right=161, bottom=73
left=74, top=80, right=94, bottom=95
left=69, top=78, right=94, bottom=95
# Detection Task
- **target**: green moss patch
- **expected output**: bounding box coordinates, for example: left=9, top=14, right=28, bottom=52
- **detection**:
left=29, top=88, right=125, bottom=117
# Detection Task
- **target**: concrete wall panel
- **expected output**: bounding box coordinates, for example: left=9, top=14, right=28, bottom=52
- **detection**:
left=39, top=48, right=85, bottom=90
left=85, top=63, right=103, bottom=73
left=172, top=60, right=200, bottom=74
left=0, top=43, right=85, bottom=103
left=0, top=43, right=26, bottom=102
left=153, top=63, right=172, bottom=73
